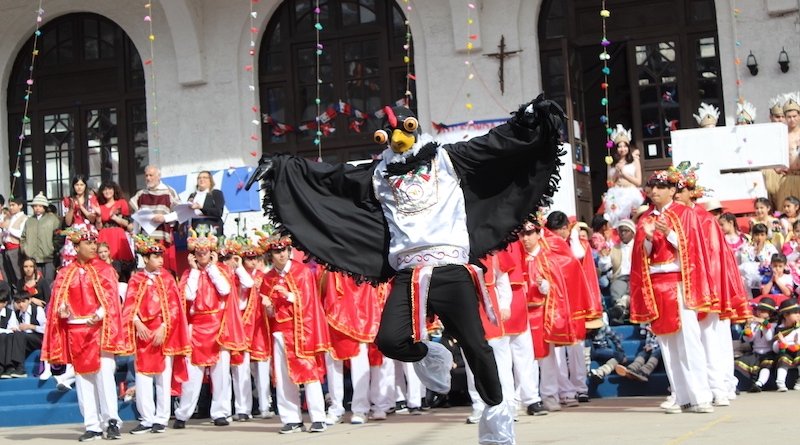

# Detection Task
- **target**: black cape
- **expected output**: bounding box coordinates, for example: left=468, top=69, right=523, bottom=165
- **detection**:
left=261, top=111, right=563, bottom=284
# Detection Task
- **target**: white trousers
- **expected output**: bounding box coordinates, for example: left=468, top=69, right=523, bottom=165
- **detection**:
left=698, top=312, right=727, bottom=400
left=273, top=332, right=325, bottom=424
left=394, top=360, right=423, bottom=409
left=368, top=356, right=396, bottom=413
left=539, top=345, right=574, bottom=400
left=565, top=342, right=588, bottom=394
left=175, top=349, right=232, bottom=421
left=509, top=328, right=541, bottom=405
left=232, top=352, right=253, bottom=415
left=465, top=336, right=515, bottom=411
left=135, top=355, right=173, bottom=427
left=251, top=359, right=272, bottom=414
left=657, top=286, right=713, bottom=407
left=716, top=318, right=738, bottom=396
left=325, top=343, right=371, bottom=415
left=75, top=353, right=120, bottom=433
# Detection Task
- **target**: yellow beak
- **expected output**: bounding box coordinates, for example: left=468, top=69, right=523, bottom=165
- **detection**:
left=390, top=129, right=416, bottom=153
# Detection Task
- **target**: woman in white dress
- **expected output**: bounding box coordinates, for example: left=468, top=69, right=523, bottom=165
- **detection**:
left=603, top=125, right=643, bottom=226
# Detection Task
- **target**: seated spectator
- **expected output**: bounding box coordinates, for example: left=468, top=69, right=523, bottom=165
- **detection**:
left=760, top=253, right=794, bottom=297
left=598, top=219, right=635, bottom=325
left=783, top=220, right=800, bottom=264
left=588, top=317, right=627, bottom=382
left=615, top=324, right=661, bottom=382
left=735, top=296, right=777, bottom=392
left=750, top=197, right=782, bottom=249
left=17, top=257, right=50, bottom=308
left=6, top=291, right=46, bottom=378
left=719, top=213, right=748, bottom=257
left=0, top=282, right=17, bottom=377
left=740, top=223, right=780, bottom=295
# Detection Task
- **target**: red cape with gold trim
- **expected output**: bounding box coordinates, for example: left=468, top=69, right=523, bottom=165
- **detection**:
left=320, top=271, right=384, bottom=360
left=42, top=258, right=126, bottom=366
left=630, top=202, right=712, bottom=335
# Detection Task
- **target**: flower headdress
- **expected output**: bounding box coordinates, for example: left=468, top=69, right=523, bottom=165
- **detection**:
left=133, top=234, right=164, bottom=255
left=187, top=224, right=218, bottom=252
left=646, top=169, right=684, bottom=189
left=737, top=101, right=757, bottom=124
left=59, top=226, right=99, bottom=244
left=610, top=124, right=632, bottom=145
left=239, top=238, right=263, bottom=258
left=693, top=103, right=720, bottom=127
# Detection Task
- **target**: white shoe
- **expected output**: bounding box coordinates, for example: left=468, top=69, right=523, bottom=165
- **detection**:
left=257, top=410, right=274, bottom=419
left=38, top=365, right=52, bottom=381
left=369, top=411, right=387, bottom=421
left=713, top=397, right=730, bottom=407
left=659, top=395, right=676, bottom=410
left=350, top=413, right=367, bottom=425
left=689, top=403, right=714, bottom=413
left=324, top=412, right=343, bottom=425
left=663, top=404, right=683, bottom=414
left=466, top=408, right=483, bottom=424
left=777, top=382, right=788, bottom=392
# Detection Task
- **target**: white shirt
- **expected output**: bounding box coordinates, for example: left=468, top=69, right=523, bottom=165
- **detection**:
left=9, top=304, right=46, bottom=334
left=3, top=212, right=26, bottom=243
left=643, top=201, right=681, bottom=274
left=618, top=240, right=633, bottom=276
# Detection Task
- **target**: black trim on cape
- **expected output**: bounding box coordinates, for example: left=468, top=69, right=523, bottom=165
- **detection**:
left=259, top=99, right=563, bottom=284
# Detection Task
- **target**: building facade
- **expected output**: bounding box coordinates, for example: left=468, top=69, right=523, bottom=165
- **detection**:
left=0, top=0, right=798, bottom=221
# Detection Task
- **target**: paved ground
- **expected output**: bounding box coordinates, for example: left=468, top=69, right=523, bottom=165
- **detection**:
left=1, top=392, right=793, bottom=444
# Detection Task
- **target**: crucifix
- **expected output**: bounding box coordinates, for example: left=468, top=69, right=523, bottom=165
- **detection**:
left=484, top=35, right=522, bottom=95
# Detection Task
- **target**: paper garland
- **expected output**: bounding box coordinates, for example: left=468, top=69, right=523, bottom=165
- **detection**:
left=600, top=1, right=613, bottom=166
left=262, top=98, right=407, bottom=137
left=10, top=0, right=46, bottom=198
left=402, top=0, right=414, bottom=107
left=144, top=2, right=160, bottom=162
left=247, top=0, right=260, bottom=157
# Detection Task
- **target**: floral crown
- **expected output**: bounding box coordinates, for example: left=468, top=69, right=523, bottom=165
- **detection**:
left=187, top=224, right=218, bottom=252
left=239, top=238, right=263, bottom=258
left=59, top=226, right=98, bottom=244
left=133, top=234, right=164, bottom=255
left=647, top=169, right=684, bottom=189
left=610, top=124, right=632, bottom=145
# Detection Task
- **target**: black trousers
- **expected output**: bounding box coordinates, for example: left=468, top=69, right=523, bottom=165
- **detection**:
left=375, top=265, right=502, bottom=406
left=8, top=331, right=42, bottom=368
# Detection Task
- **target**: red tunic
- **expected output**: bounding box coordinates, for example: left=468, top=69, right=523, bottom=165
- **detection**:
left=575, top=238, right=604, bottom=323
left=630, top=202, right=713, bottom=335
left=179, top=264, right=248, bottom=366
left=241, top=268, right=272, bottom=361
left=320, top=271, right=385, bottom=360
left=261, top=260, right=330, bottom=384
left=121, top=271, right=191, bottom=375
left=98, top=199, right=134, bottom=262
left=692, top=205, right=751, bottom=321
left=42, top=258, right=125, bottom=374
left=502, top=243, right=534, bottom=335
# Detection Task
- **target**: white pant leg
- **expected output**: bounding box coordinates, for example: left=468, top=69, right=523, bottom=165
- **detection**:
left=251, top=359, right=272, bottom=414
left=175, top=362, right=205, bottom=421
left=96, top=354, right=121, bottom=428
left=698, top=312, right=727, bottom=400
left=716, top=318, right=737, bottom=395
left=324, top=353, right=346, bottom=417
left=509, top=328, right=541, bottom=405
left=209, top=349, right=232, bottom=419
left=393, top=360, right=407, bottom=403
left=491, top=337, right=516, bottom=409
left=153, top=356, right=173, bottom=425
left=463, top=349, right=486, bottom=411
left=370, top=358, right=396, bottom=413
left=555, top=346, right=576, bottom=399
left=538, top=346, right=559, bottom=401
left=75, top=370, right=102, bottom=432
left=135, top=372, right=156, bottom=427
left=350, top=343, right=372, bottom=414
left=304, top=381, right=327, bottom=423
left=273, top=332, right=302, bottom=424
left=401, top=361, right=423, bottom=409
left=659, top=287, right=713, bottom=407
left=565, top=342, right=588, bottom=394
left=232, top=352, right=252, bottom=415
left=55, top=364, right=77, bottom=388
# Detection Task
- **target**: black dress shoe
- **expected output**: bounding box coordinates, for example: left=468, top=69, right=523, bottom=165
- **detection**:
left=172, top=419, right=186, bottom=429
left=213, top=417, right=230, bottom=426
left=526, top=401, right=548, bottom=416
left=235, top=413, right=250, bottom=422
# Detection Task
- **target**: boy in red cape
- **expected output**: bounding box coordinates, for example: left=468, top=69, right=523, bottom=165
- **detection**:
left=630, top=170, right=714, bottom=413
left=173, top=227, right=247, bottom=428
left=42, top=226, right=125, bottom=441
left=260, top=236, right=331, bottom=434
left=673, top=163, right=751, bottom=406
left=122, top=235, right=190, bottom=434
left=321, top=270, right=387, bottom=425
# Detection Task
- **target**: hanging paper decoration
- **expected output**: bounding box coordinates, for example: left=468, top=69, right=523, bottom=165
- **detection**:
left=402, top=0, right=414, bottom=107
left=10, top=1, right=45, bottom=199
left=600, top=0, right=613, bottom=166
left=262, top=98, right=407, bottom=137
left=247, top=0, right=260, bottom=156
left=313, top=0, right=323, bottom=160
left=464, top=2, right=477, bottom=112
left=143, top=2, right=160, bottom=162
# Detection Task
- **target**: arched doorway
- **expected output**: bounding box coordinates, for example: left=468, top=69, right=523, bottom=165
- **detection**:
left=259, top=0, right=415, bottom=163
left=6, top=13, right=148, bottom=206
left=538, top=0, right=723, bottom=213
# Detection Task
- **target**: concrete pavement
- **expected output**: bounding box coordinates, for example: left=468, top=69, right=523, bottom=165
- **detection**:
left=1, top=392, right=792, bottom=444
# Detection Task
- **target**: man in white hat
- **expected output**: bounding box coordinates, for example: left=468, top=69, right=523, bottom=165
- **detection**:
left=598, top=219, right=636, bottom=325
left=20, top=192, right=60, bottom=282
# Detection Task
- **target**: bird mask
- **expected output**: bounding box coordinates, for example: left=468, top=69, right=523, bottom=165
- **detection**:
left=373, top=105, right=419, bottom=154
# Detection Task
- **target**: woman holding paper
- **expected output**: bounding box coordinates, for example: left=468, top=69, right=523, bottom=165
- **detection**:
left=602, top=125, right=644, bottom=227
left=187, top=171, right=225, bottom=235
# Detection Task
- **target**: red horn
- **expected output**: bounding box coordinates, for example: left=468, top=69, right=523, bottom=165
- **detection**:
left=383, top=106, right=397, bottom=128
